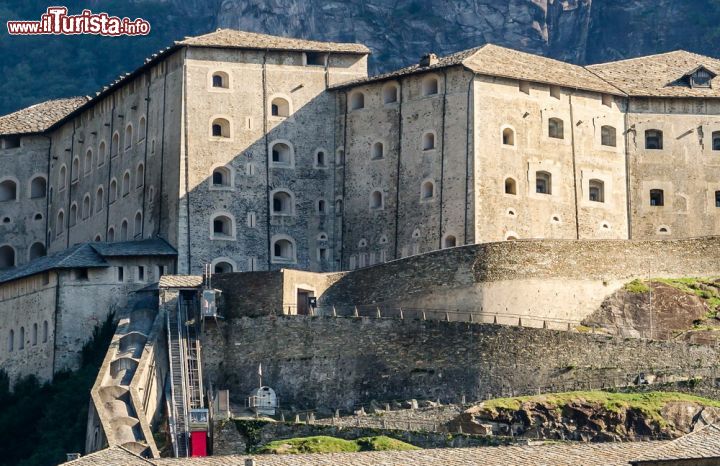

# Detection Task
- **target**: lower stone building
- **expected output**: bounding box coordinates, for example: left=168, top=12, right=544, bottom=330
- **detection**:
left=0, top=238, right=176, bottom=385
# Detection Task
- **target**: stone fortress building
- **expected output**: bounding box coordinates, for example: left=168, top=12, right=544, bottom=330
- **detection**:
left=1, top=28, right=720, bottom=276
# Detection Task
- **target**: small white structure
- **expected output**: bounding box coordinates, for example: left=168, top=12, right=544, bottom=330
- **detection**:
left=248, top=386, right=278, bottom=416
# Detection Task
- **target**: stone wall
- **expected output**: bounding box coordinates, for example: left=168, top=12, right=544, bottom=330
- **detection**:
left=201, top=315, right=720, bottom=412
left=213, top=419, right=508, bottom=455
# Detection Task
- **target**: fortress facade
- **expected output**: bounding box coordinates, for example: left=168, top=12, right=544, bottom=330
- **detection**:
left=1, top=29, right=720, bottom=276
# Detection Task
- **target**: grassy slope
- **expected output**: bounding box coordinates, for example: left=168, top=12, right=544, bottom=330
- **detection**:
left=256, top=435, right=419, bottom=455
left=481, top=391, right=720, bottom=423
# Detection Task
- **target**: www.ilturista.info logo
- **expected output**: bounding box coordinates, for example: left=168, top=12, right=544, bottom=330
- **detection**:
left=7, top=6, right=151, bottom=36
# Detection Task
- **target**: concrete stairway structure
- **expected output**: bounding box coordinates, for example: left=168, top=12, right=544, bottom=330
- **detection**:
left=85, top=303, right=168, bottom=458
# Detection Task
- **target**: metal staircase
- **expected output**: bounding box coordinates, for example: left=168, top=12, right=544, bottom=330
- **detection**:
left=167, top=294, right=204, bottom=457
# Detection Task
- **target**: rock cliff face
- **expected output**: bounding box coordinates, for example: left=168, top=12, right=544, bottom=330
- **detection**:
left=169, top=0, right=720, bottom=72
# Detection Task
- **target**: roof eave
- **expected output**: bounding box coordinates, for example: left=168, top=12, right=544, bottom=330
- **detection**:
left=182, top=43, right=371, bottom=55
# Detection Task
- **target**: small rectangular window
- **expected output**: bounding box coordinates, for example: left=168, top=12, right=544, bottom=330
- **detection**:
left=519, top=81, right=530, bottom=95
left=75, top=268, right=89, bottom=281
left=2, top=136, right=21, bottom=149
left=138, top=266, right=145, bottom=281
left=117, top=266, right=124, bottom=282
left=305, top=52, right=327, bottom=66
left=550, top=85, right=561, bottom=99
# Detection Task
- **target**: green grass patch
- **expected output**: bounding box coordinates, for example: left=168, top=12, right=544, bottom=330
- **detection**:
left=625, top=279, right=650, bottom=293
left=481, top=391, right=720, bottom=424
left=256, top=435, right=419, bottom=455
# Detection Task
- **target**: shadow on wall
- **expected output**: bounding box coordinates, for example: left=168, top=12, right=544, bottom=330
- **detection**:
left=180, top=66, right=346, bottom=276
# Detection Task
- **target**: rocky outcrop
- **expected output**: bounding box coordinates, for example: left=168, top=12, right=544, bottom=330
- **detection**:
left=455, top=396, right=720, bottom=442
left=171, top=0, right=720, bottom=73
left=582, top=279, right=720, bottom=341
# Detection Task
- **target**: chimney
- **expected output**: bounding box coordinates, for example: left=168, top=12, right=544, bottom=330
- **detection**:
left=420, top=53, right=438, bottom=67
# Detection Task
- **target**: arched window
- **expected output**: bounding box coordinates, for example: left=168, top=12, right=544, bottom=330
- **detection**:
left=19, top=327, right=24, bottom=350
left=82, top=194, right=91, bottom=219
left=125, top=124, right=133, bottom=149
left=589, top=179, right=605, bottom=203
left=32, top=323, right=37, bottom=346
left=504, top=178, right=517, bottom=195
left=270, top=141, right=293, bottom=166
left=29, top=242, right=45, bottom=260
left=84, top=149, right=93, bottom=174
left=59, top=165, right=67, bottom=191
left=0, top=179, right=17, bottom=201
left=650, top=189, right=664, bottom=206
left=315, top=150, right=327, bottom=168
left=212, top=214, right=234, bottom=238
left=94, top=234, right=102, bottom=242
left=56, top=210, right=64, bottom=235
left=214, top=261, right=233, bottom=273
left=136, top=163, right=144, bottom=188
left=370, top=190, right=383, bottom=209
left=112, top=132, right=119, bottom=157
left=8, top=329, right=13, bottom=352
left=42, top=321, right=48, bottom=343
left=110, top=178, right=117, bottom=203
left=212, top=72, right=229, bottom=89
left=422, top=76, right=439, bottom=96
left=349, top=92, right=365, bottom=111
left=211, top=118, right=230, bottom=138
left=317, top=199, right=327, bottom=214
left=134, top=212, right=142, bottom=237
left=601, top=125, right=616, bottom=147
left=421, top=180, right=435, bottom=199
left=212, top=167, right=231, bottom=187
left=69, top=203, right=78, bottom=226
left=272, top=237, right=295, bottom=262
left=98, top=141, right=106, bottom=167
left=713, top=131, right=720, bottom=151
left=536, top=171, right=552, bottom=195
left=108, top=227, right=115, bottom=242
left=548, top=118, right=564, bottom=139
left=122, top=171, right=130, bottom=196
left=383, top=83, right=399, bottom=104
left=443, top=235, right=456, bottom=248
left=335, top=148, right=345, bottom=166
left=71, top=157, right=80, bottom=181
left=318, top=232, right=329, bottom=241
left=0, top=245, right=15, bottom=269
left=371, top=142, right=384, bottom=160
left=502, top=127, right=515, bottom=146
left=30, top=176, right=46, bottom=199
left=138, top=117, right=146, bottom=141
left=95, top=187, right=104, bottom=213
left=120, top=219, right=128, bottom=241
left=422, top=132, right=435, bottom=151
left=272, top=190, right=294, bottom=215
left=645, top=130, right=663, bottom=150
left=270, top=97, right=290, bottom=117
left=335, top=199, right=343, bottom=215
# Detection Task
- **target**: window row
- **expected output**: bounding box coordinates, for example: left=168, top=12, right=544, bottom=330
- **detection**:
left=0, top=242, right=46, bottom=269
left=503, top=175, right=606, bottom=203
left=0, top=176, right=47, bottom=202
left=106, top=212, right=144, bottom=242
left=501, top=124, right=617, bottom=147
left=348, top=75, right=441, bottom=111
left=642, top=129, right=720, bottom=150
left=6, top=321, right=49, bottom=352
left=368, top=181, right=436, bottom=210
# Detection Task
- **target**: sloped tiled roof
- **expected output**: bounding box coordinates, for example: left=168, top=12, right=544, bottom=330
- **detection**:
left=67, top=441, right=667, bottom=466
left=588, top=50, right=720, bottom=97
left=178, top=29, right=370, bottom=54
left=0, top=97, right=88, bottom=136
left=62, top=446, right=152, bottom=466
left=158, top=275, right=204, bottom=289
left=332, top=43, right=624, bottom=95
left=631, top=423, right=720, bottom=464
left=0, top=239, right=177, bottom=285
left=91, top=238, right=176, bottom=257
